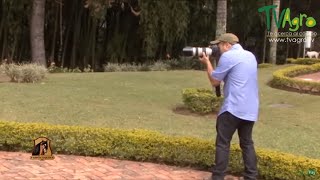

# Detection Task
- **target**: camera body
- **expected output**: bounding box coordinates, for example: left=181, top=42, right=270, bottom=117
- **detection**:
left=182, top=44, right=220, bottom=57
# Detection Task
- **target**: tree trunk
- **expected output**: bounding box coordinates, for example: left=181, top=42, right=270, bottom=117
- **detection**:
left=262, top=29, right=267, bottom=63
left=30, top=0, right=46, bottom=66
left=214, top=0, right=227, bottom=67
left=49, top=4, right=59, bottom=64
left=269, top=0, right=280, bottom=64
left=285, top=0, right=291, bottom=61
left=214, top=0, right=227, bottom=97
left=258, top=0, right=268, bottom=63
left=58, top=0, right=63, bottom=64
left=216, top=0, right=227, bottom=39
left=91, top=19, right=97, bottom=70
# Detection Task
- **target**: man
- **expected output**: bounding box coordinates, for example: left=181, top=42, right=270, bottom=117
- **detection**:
left=199, top=33, right=259, bottom=180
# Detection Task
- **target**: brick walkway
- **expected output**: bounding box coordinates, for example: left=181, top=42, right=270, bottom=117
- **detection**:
left=0, top=151, right=240, bottom=180
left=295, top=72, right=320, bottom=82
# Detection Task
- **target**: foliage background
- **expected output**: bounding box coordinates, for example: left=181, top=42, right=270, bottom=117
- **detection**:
left=0, top=0, right=319, bottom=70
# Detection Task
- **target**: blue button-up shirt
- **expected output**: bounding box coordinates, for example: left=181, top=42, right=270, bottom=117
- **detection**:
left=212, top=44, right=259, bottom=121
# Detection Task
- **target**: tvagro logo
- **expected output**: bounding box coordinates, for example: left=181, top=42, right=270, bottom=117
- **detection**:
left=30, top=137, right=55, bottom=160
left=258, top=5, right=317, bottom=32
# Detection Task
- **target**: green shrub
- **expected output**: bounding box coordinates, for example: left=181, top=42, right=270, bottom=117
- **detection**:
left=256, top=149, right=320, bottom=180
left=104, top=63, right=122, bottom=72
left=0, top=63, right=22, bottom=82
left=104, top=63, right=151, bottom=72
left=83, top=65, right=93, bottom=73
left=138, top=64, right=151, bottom=71
left=48, top=65, right=65, bottom=73
left=1, top=63, right=47, bottom=83
left=48, top=63, right=93, bottom=73
left=182, top=88, right=223, bottom=113
left=119, top=63, right=139, bottom=72
left=0, top=120, right=319, bottom=180
left=102, top=59, right=202, bottom=72
left=164, top=59, right=181, bottom=69
left=166, top=58, right=203, bottom=70
left=258, top=63, right=273, bottom=68
left=70, top=67, right=82, bottom=73
left=286, top=58, right=320, bottom=65
left=270, top=63, right=320, bottom=92
left=20, top=64, right=47, bottom=83
left=150, top=61, right=170, bottom=71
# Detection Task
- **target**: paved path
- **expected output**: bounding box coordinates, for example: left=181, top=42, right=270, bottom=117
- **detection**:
left=295, top=72, right=320, bottom=82
left=0, top=151, right=240, bottom=180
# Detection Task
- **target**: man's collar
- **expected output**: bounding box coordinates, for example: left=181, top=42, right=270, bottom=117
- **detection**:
left=231, top=43, right=243, bottom=50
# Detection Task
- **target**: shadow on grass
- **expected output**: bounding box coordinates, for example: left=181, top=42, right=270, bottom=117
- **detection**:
left=172, top=104, right=218, bottom=119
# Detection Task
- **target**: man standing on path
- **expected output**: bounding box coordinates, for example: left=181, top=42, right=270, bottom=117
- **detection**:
left=199, top=33, right=259, bottom=180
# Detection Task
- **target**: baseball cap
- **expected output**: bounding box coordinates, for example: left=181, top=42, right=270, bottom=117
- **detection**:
left=210, top=33, right=239, bottom=45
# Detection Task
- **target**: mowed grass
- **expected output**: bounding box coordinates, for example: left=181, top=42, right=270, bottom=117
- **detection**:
left=0, top=65, right=319, bottom=159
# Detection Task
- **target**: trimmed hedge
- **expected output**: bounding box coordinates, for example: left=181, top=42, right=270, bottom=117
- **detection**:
left=0, top=120, right=319, bottom=179
left=0, top=63, right=47, bottom=83
left=182, top=88, right=223, bottom=113
left=270, top=63, right=320, bottom=93
left=258, top=63, right=273, bottom=68
left=287, top=58, right=320, bottom=65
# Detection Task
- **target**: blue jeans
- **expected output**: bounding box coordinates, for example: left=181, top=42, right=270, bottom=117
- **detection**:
left=212, top=111, right=258, bottom=180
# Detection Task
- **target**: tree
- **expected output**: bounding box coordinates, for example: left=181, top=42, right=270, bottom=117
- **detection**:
left=214, top=0, right=227, bottom=97
left=269, top=0, right=280, bottom=64
left=30, top=0, right=46, bottom=66
left=257, top=0, right=269, bottom=64
left=216, top=0, right=227, bottom=38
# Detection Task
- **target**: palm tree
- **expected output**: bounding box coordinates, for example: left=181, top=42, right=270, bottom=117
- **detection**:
left=216, top=0, right=227, bottom=38
left=30, top=0, right=46, bottom=66
left=258, top=0, right=268, bottom=64
left=214, top=0, right=227, bottom=97
left=269, top=0, right=280, bottom=64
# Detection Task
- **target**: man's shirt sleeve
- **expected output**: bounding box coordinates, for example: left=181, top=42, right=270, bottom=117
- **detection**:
left=211, top=54, right=234, bottom=81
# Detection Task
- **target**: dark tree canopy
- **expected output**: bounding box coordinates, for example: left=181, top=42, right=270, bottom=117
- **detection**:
left=0, top=0, right=319, bottom=70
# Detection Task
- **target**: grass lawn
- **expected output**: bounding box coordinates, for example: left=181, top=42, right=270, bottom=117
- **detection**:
left=0, top=65, right=319, bottom=159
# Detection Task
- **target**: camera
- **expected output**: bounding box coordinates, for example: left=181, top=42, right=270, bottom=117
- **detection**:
left=182, top=44, right=220, bottom=57
left=182, top=44, right=222, bottom=97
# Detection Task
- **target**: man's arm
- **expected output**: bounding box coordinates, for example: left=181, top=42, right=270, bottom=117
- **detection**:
left=199, top=52, right=221, bottom=87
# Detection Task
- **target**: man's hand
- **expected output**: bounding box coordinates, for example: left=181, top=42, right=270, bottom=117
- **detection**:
left=198, top=52, right=210, bottom=65
left=199, top=52, right=221, bottom=87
